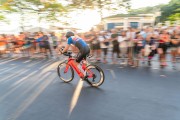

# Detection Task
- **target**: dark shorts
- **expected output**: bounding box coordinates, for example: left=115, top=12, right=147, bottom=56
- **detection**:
left=76, top=47, right=90, bottom=63
left=53, top=46, right=57, bottom=49
left=112, top=45, right=120, bottom=53
left=134, top=46, right=143, bottom=54
left=90, top=43, right=100, bottom=50
left=158, top=43, right=168, bottom=53
left=102, top=48, right=108, bottom=55
left=40, top=45, right=50, bottom=49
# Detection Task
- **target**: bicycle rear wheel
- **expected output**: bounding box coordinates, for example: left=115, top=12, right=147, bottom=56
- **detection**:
left=85, top=65, right=105, bottom=87
left=57, top=62, right=74, bottom=83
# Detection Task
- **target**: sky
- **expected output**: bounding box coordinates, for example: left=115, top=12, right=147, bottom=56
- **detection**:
left=0, top=0, right=171, bottom=33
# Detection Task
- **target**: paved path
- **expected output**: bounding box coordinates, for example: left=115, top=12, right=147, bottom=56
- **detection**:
left=0, top=57, right=180, bottom=120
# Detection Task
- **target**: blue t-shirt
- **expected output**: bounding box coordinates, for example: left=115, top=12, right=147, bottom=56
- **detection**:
left=67, top=36, right=88, bottom=50
left=36, top=35, right=49, bottom=47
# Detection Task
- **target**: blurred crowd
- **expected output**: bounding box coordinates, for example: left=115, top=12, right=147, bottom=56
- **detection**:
left=0, top=26, right=180, bottom=67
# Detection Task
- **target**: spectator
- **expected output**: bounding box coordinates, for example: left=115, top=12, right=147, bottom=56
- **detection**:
left=36, top=32, right=52, bottom=58
left=99, top=31, right=110, bottom=63
left=158, top=30, right=170, bottom=66
left=118, top=31, right=128, bottom=64
left=111, top=29, right=120, bottom=64
left=0, top=34, right=7, bottom=57
left=88, top=31, right=101, bottom=61
left=126, top=28, right=136, bottom=66
left=170, top=30, right=180, bottom=64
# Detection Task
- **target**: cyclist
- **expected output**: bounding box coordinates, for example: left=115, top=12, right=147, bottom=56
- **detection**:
left=60, top=31, right=90, bottom=67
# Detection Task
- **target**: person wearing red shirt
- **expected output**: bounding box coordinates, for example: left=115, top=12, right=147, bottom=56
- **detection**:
left=158, top=30, right=170, bottom=66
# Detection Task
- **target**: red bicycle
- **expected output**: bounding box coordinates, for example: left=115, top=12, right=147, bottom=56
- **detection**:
left=57, top=51, right=105, bottom=87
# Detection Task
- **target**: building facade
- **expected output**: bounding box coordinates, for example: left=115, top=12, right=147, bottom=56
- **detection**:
left=103, top=14, right=157, bottom=30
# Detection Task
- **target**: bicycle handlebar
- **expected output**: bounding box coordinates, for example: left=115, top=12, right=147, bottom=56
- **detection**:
left=59, top=47, right=72, bottom=57
left=63, top=52, right=72, bottom=57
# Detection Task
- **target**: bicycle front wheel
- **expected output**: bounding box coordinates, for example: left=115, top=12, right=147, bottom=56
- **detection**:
left=85, top=65, right=105, bottom=87
left=57, top=62, right=74, bottom=83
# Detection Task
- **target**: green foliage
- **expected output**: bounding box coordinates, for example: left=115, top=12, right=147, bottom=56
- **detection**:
left=66, top=0, right=131, bottom=19
left=129, top=0, right=180, bottom=23
left=160, top=0, right=180, bottom=22
left=168, top=13, right=180, bottom=21
left=0, top=0, right=131, bottom=29
left=129, top=4, right=164, bottom=14
left=0, top=15, right=5, bottom=20
left=0, top=0, right=8, bottom=4
left=0, top=0, right=67, bottom=30
left=0, top=14, right=9, bottom=24
left=68, top=0, right=130, bottom=10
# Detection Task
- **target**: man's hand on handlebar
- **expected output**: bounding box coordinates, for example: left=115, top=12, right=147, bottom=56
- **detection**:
left=58, top=47, right=65, bottom=55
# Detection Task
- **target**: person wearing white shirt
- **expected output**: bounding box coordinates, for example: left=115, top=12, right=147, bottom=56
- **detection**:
left=99, top=31, right=110, bottom=63
left=126, top=28, right=136, bottom=65
left=118, top=31, right=128, bottom=64
left=111, top=29, right=120, bottom=64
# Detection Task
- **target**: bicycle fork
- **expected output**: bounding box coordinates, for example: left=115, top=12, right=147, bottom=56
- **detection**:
left=64, top=65, right=70, bottom=73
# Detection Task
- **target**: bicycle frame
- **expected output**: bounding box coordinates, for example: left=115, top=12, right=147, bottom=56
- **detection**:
left=64, top=57, right=94, bottom=79
left=64, top=58, right=84, bottom=78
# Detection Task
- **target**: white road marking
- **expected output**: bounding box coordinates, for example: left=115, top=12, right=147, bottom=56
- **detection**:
left=0, top=69, right=56, bottom=104
left=40, top=61, right=60, bottom=73
left=160, top=75, right=167, bottom=77
left=8, top=73, right=55, bottom=120
left=0, top=70, right=39, bottom=102
left=69, top=79, right=84, bottom=117
left=0, top=58, right=20, bottom=65
left=27, top=59, right=44, bottom=67
left=0, top=66, right=17, bottom=75
left=11, top=70, right=38, bottom=87
left=106, top=69, right=116, bottom=79
left=0, top=69, right=28, bottom=83
left=0, top=67, right=10, bottom=71
left=39, top=60, right=53, bottom=70
left=23, top=60, right=32, bottom=63
left=0, top=58, right=12, bottom=62
left=118, top=67, right=124, bottom=68
left=152, top=68, right=159, bottom=70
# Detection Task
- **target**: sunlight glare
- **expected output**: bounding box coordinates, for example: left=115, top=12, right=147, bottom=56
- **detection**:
left=72, top=10, right=101, bottom=32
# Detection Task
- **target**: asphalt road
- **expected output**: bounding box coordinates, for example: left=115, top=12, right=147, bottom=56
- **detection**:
left=0, top=57, right=180, bottom=120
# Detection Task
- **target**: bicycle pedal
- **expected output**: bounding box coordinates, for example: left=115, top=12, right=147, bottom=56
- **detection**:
left=82, top=76, right=88, bottom=81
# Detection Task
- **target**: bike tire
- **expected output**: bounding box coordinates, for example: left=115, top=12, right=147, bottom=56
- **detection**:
left=85, top=65, right=105, bottom=87
left=57, top=62, right=74, bottom=83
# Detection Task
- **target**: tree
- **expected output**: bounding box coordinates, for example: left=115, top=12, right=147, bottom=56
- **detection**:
left=0, top=0, right=67, bottom=31
left=129, top=0, right=180, bottom=24
left=0, top=0, right=7, bottom=5
left=0, top=14, right=5, bottom=21
left=66, top=0, right=131, bottom=20
left=129, top=4, right=164, bottom=14
left=41, top=2, right=67, bottom=24
left=160, top=0, right=180, bottom=22
left=168, top=13, right=180, bottom=21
